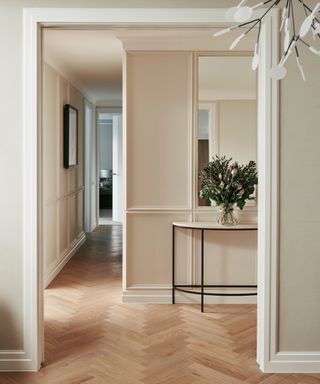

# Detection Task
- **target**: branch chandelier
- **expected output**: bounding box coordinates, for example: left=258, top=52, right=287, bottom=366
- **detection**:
left=213, top=0, right=320, bottom=80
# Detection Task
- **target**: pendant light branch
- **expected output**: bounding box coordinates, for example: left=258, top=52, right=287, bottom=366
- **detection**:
left=213, top=0, right=320, bottom=80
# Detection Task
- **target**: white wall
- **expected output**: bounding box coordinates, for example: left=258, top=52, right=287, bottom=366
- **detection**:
left=42, top=63, right=86, bottom=287
left=124, top=51, right=257, bottom=303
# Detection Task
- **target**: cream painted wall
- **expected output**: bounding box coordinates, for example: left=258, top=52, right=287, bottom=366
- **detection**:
left=0, top=0, right=319, bottom=363
left=125, top=51, right=192, bottom=289
left=126, top=52, right=191, bottom=210
left=218, top=100, right=257, bottom=165
left=279, top=43, right=320, bottom=350
left=125, top=51, right=257, bottom=300
left=42, top=63, right=85, bottom=287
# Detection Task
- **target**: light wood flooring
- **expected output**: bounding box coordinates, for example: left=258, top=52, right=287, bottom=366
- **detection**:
left=1, top=225, right=319, bottom=384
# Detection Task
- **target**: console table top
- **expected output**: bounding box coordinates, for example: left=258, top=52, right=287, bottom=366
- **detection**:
left=172, top=222, right=257, bottom=230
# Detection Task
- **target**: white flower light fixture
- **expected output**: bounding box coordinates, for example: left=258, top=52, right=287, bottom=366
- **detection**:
left=214, top=0, right=320, bottom=80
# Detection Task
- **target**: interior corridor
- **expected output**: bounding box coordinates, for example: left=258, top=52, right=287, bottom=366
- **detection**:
left=1, top=227, right=319, bottom=384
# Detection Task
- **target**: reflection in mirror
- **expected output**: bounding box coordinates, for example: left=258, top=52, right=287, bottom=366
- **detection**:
left=197, top=56, right=257, bottom=207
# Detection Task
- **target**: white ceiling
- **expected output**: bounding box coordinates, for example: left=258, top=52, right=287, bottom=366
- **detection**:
left=43, top=28, right=257, bottom=105
left=43, top=30, right=124, bottom=104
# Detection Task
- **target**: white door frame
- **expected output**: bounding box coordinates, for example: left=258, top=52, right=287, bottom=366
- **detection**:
left=20, top=7, right=281, bottom=373
left=111, top=114, right=124, bottom=223
left=84, top=100, right=97, bottom=232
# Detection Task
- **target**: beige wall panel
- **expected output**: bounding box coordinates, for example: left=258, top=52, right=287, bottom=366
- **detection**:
left=279, top=47, right=320, bottom=351
left=126, top=212, right=191, bottom=286
left=174, top=226, right=193, bottom=285
left=218, top=100, right=257, bottom=165
left=59, top=77, right=69, bottom=197
left=43, top=64, right=58, bottom=204
left=43, top=203, right=58, bottom=270
left=126, top=52, right=191, bottom=209
left=67, top=169, right=77, bottom=194
left=194, top=230, right=257, bottom=285
left=77, top=191, right=84, bottom=237
left=43, top=64, right=85, bottom=284
left=59, top=198, right=68, bottom=254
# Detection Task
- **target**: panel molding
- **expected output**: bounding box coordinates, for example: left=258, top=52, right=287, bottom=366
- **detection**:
left=44, top=186, right=85, bottom=207
left=126, top=208, right=193, bottom=212
left=125, top=211, right=192, bottom=288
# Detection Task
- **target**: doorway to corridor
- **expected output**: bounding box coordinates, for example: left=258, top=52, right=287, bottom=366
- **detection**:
left=97, top=108, right=123, bottom=225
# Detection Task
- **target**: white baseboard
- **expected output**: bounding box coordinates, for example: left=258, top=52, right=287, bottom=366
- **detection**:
left=0, top=360, right=35, bottom=372
left=262, top=352, right=320, bottom=373
left=122, top=284, right=257, bottom=304
left=44, top=233, right=86, bottom=288
left=0, top=351, right=36, bottom=372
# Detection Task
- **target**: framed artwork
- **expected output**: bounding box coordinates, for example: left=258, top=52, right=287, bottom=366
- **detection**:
left=63, top=104, right=78, bottom=168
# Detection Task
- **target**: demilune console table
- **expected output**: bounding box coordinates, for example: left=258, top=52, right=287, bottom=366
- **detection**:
left=172, top=221, right=258, bottom=312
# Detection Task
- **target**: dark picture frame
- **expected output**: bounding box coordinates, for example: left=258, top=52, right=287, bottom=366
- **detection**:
left=63, top=104, right=78, bottom=169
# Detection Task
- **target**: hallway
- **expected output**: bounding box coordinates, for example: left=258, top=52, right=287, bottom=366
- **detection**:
left=1, top=226, right=319, bottom=384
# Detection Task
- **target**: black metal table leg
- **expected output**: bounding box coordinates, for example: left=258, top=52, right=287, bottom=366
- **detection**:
left=171, top=223, right=257, bottom=313
left=201, top=228, right=204, bottom=312
left=172, top=225, right=175, bottom=304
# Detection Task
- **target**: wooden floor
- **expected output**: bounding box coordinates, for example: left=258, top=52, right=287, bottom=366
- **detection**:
left=1, top=225, right=319, bottom=384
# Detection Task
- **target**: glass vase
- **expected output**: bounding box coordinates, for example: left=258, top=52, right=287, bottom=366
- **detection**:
left=217, top=203, right=238, bottom=226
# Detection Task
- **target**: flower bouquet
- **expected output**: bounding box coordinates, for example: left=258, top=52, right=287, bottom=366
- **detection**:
left=199, top=155, right=258, bottom=225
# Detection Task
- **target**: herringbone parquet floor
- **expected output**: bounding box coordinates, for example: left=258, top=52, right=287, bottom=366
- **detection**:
left=1, top=225, right=319, bottom=384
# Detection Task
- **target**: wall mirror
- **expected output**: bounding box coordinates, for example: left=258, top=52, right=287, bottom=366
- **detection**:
left=197, top=55, right=257, bottom=207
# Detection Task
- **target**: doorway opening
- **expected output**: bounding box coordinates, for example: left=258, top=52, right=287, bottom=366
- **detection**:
left=97, top=108, right=123, bottom=225
left=21, top=8, right=280, bottom=373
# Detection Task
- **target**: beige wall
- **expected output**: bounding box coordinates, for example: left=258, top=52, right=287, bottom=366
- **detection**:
left=125, top=51, right=257, bottom=298
left=125, top=51, right=192, bottom=288
left=126, top=52, right=191, bottom=210
left=42, top=63, right=85, bottom=287
left=0, top=0, right=319, bottom=361
left=279, top=41, right=320, bottom=350
left=218, top=100, right=257, bottom=165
